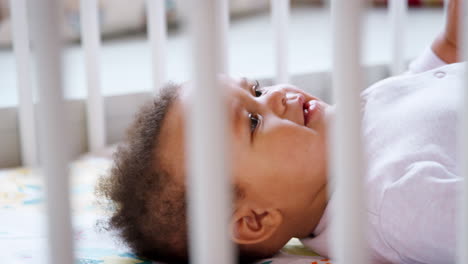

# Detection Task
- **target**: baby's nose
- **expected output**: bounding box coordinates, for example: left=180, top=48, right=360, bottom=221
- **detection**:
left=265, top=89, right=305, bottom=117
left=265, top=89, right=286, bottom=116
left=286, top=92, right=305, bottom=105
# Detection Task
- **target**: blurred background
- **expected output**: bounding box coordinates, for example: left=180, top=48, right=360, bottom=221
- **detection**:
left=0, top=0, right=445, bottom=167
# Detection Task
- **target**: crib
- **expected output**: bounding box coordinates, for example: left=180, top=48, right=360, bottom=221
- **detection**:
left=2, top=0, right=467, bottom=263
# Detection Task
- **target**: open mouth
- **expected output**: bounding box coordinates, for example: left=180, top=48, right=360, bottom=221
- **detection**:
left=303, top=100, right=318, bottom=126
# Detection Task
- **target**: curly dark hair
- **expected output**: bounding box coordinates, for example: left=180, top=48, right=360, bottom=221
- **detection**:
left=97, top=82, right=275, bottom=264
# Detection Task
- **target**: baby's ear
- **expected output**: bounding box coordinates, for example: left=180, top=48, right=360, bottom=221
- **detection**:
left=230, top=207, right=283, bottom=245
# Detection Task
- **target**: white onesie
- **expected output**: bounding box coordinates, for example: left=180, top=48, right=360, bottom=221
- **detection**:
left=301, top=49, right=465, bottom=264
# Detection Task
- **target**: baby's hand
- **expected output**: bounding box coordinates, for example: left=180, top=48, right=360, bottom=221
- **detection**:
left=432, top=0, right=461, bottom=63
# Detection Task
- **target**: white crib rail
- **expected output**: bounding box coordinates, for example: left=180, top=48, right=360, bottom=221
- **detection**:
left=80, top=0, right=106, bottom=152
left=271, top=0, right=290, bottom=84
left=29, top=0, right=74, bottom=263
left=458, top=1, right=468, bottom=263
left=186, top=0, right=233, bottom=263
left=330, top=0, right=369, bottom=264
left=10, top=0, right=37, bottom=167
left=389, top=0, right=408, bottom=75
left=146, top=0, right=167, bottom=92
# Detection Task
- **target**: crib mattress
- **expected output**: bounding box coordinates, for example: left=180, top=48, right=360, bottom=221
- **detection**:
left=0, top=156, right=331, bottom=264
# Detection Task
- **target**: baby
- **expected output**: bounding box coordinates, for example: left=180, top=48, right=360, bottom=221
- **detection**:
left=98, top=0, right=464, bottom=263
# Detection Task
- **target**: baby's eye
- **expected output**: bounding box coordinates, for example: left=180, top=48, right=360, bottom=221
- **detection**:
left=249, top=113, right=261, bottom=133
left=251, top=80, right=263, bottom=97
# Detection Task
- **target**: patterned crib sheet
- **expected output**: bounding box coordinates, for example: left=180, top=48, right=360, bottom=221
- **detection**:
left=0, top=156, right=331, bottom=264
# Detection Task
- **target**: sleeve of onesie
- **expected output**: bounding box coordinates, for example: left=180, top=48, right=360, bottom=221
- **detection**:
left=378, top=161, right=460, bottom=264
left=407, top=47, right=448, bottom=74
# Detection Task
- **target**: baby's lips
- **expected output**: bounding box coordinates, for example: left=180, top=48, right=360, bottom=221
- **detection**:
left=303, top=100, right=319, bottom=126
left=304, top=100, right=318, bottom=112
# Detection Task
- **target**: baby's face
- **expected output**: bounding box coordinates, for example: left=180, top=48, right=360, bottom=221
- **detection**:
left=159, top=76, right=332, bottom=237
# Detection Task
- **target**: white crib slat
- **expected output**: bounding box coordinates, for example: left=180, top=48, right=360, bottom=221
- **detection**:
left=10, top=0, right=37, bottom=167
left=80, top=0, right=106, bottom=152
left=146, top=0, right=167, bottom=92
left=186, top=0, right=233, bottom=263
left=389, top=0, right=408, bottom=75
left=271, top=0, right=290, bottom=83
left=29, top=0, right=74, bottom=263
left=458, top=1, right=468, bottom=263
left=330, top=0, right=369, bottom=264
left=220, top=0, right=229, bottom=73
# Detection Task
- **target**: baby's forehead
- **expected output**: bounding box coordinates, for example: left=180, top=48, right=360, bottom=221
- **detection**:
left=157, top=78, right=252, bottom=182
